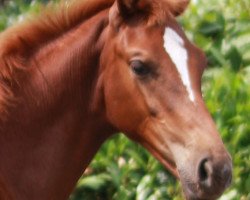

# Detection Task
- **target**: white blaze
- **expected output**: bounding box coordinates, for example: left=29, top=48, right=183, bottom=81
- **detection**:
left=163, top=27, right=195, bottom=102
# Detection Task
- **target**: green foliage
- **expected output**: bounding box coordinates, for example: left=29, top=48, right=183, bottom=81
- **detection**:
left=182, top=0, right=250, bottom=72
left=0, top=0, right=249, bottom=200
left=0, top=0, right=50, bottom=30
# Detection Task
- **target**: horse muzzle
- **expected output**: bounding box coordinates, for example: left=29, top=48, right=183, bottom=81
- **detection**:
left=180, top=153, right=232, bottom=200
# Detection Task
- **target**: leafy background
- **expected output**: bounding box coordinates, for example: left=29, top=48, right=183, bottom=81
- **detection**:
left=0, top=0, right=249, bottom=199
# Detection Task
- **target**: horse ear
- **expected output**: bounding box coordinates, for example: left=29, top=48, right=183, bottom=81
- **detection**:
left=167, top=0, right=190, bottom=16
left=117, top=0, right=151, bottom=18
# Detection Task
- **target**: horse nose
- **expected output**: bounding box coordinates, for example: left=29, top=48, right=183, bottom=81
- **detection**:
left=198, top=156, right=232, bottom=193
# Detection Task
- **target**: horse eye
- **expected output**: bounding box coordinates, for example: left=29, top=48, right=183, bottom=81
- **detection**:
left=131, top=60, right=151, bottom=76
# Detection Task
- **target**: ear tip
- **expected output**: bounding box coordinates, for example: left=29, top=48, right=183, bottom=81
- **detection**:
left=167, top=0, right=190, bottom=16
left=115, top=0, right=189, bottom=19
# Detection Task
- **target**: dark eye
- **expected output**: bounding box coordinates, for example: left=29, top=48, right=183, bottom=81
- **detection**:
left=131, top=60, right=151, bottom=76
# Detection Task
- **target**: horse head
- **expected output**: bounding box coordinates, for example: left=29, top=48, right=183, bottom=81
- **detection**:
left=100, top=0, right=232, bottom=199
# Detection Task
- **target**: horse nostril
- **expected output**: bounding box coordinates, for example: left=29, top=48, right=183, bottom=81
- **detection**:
left=182, top=156, right=232, bottom=199
left=197, top=157, right=232, bottom=191
left=198, top=158, right=213, bottom=187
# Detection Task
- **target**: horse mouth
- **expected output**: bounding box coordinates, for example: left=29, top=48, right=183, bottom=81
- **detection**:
left=141, top=141, right=179, bottom=178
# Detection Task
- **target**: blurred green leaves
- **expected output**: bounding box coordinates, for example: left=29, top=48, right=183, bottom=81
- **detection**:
left=182, top=0, right=250, bottom=72
left=0, top=0, right=51, bottom=30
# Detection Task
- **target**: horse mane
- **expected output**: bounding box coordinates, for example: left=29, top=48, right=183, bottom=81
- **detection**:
left=0, top=0, right=114, bottom=120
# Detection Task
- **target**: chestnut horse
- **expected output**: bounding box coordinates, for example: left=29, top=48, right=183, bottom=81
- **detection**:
left=0, top=0, right=232, bottom=199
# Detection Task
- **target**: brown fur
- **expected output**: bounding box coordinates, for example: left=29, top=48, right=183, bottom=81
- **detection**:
left=0, top=0, right=114, bottom=120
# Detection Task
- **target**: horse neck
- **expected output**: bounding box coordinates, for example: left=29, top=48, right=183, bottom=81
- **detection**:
left=0, top=9, right=115, bottom=200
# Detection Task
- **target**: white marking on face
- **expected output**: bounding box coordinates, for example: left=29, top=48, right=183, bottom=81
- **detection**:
left=163, top=27, right=195, bottom=102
